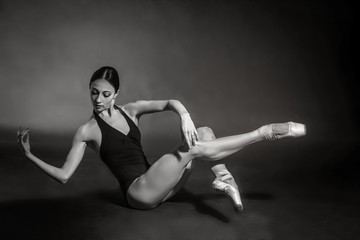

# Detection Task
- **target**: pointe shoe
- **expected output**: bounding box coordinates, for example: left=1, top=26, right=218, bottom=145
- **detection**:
left=213, top=171, right=243, bottom=212
left=258, top=121, right=306, bottom=140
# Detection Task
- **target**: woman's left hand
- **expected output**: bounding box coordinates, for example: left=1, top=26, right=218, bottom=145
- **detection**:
left=17, top=126, right=31, bottom=156
left=181, top=113, right=198, bottom=149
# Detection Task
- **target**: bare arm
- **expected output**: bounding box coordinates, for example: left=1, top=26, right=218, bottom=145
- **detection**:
left=17, top=126, right=87, bottom=184
left=123, top=99, right=188, bottom=117
left=123, top=100, right=198, bottom=148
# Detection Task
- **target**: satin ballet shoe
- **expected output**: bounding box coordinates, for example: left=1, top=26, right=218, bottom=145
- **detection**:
left=213, top=171, right=243, bottom=212
left=258, top=121, right=306, bottom=140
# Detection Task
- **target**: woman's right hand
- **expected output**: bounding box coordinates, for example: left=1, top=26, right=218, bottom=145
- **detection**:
left=17, top=126, right=31, bottom=156
left=180, top=113, right=198, bottom=149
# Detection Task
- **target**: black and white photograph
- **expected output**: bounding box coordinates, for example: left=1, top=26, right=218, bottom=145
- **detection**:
left=0, top=0, right=358, bottom=239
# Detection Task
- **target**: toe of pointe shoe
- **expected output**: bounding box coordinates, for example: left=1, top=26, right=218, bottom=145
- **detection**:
left=223, top=186, right=243, bottom=212
left=287, top=122, right=306, bottom=138
left=213, top=181, right=243, bottom=212
left=235, top=204, right=244, bottom=212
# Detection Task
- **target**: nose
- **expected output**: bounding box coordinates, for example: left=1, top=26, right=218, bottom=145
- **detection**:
left=94, top=94, right=102, bottom=104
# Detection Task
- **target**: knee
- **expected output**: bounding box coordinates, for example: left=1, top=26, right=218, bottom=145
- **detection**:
left=190, top=141, right=219, bottom=161
left=197, top=126, right=216, bottom=141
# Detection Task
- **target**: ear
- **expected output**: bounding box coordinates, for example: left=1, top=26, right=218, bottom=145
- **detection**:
left=114, top=91, right=119, bottom=99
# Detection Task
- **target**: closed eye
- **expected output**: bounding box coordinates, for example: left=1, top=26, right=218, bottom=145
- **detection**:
left=103, top=92, right=111, bottom=98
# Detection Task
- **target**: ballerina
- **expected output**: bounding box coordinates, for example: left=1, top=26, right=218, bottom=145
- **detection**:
left=17, top=66, right=306, bottom=211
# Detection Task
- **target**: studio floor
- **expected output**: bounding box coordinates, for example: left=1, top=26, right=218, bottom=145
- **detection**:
left=1, top=129, right=359, bottom=240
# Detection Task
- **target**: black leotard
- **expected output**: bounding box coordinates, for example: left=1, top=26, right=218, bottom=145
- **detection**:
left=93, top=105, right=150, bottom=195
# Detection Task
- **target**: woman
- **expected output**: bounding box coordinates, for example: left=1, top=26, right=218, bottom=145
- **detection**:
left=17, top=66, right=306, bottom=211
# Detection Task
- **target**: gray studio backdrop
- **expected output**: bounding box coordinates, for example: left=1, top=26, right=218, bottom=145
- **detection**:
left=0, top=0, right=356, bottom=145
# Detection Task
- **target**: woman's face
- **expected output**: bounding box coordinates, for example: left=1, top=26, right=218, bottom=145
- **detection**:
left=90, top=79, right=117, bottom=113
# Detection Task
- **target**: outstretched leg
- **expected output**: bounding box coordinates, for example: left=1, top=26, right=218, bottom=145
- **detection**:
left=127, top=122, right=305, bottom=209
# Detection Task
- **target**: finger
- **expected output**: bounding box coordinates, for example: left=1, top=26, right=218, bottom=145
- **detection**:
left=186, top=138, right=191, bottom=149
left=191, top=132, right=196, bottom=146
left=20, top=132, right=27, bottom=142
left=20, top=137, right=26, bottom=148
left=20, top=130, right=26, bottom=138
left=23, top=133, right=28, bottom=142
left=24, top=130, right=29, bottom=137
left=186, top=131, right=192, bottom=149
left=194, top=135, right=198, bottom=144
left=189, top=132, right=193, bottom=146
left=17, top=129, right=22, bottom=139
left=194, top=130, right=199, bottom=142
left=21, top=127, right=29, bottom=135
left=191, top=135, right=196, bottom=146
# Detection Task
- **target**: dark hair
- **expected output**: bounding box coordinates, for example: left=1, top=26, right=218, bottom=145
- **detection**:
left=89, top=66, right=120, bottom=92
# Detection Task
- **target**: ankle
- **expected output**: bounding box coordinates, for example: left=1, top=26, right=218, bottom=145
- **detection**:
left=212, top=169, right=231, bottom=179
left=257, top=125, right=271, bottom=140
left=211, top=164, right=228, bottom=177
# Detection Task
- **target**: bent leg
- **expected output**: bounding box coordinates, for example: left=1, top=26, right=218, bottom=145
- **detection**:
left=197, top=127, right=236, bottom=178
left=127, top=127, right=214, bottom=209
left=127, top=144, right=196, bottom=209
left=162, top=127, right=236, bottom=203
left=160, top=160, right=193, bottom=203
left=198, top=127, right=243, bottom=211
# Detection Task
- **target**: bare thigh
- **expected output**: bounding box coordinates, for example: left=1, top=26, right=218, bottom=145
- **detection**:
left=126, top=144, right=197, bottom=209
left=126, top=127, right=216, bottom=209
left=159, top=127, right=217, bottom=202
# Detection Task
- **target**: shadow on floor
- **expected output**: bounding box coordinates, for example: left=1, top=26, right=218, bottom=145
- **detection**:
left=93, top=188, right=274, bottom=223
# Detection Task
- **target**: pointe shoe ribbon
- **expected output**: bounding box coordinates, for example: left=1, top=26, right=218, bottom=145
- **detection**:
left=212, top=171, right=243, bottom=212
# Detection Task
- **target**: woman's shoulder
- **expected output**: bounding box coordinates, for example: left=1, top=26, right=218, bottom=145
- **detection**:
left=118, top=103, right=135, bottom=117
left=74, top=116, right=98, bottom=141
left=117, top=103, right=139, bottom=124
left=120, top=102, right=134, bottom=112
left=121, top=101, right=147, bottom=116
